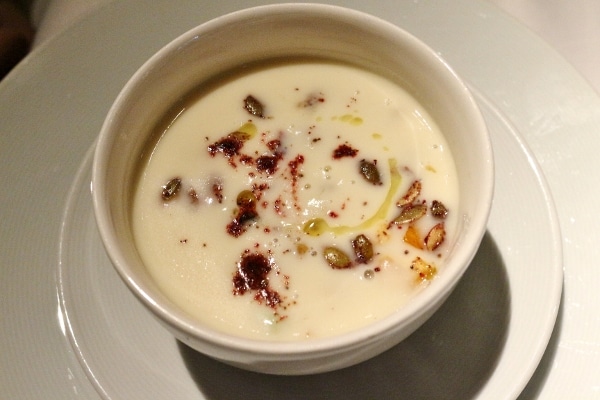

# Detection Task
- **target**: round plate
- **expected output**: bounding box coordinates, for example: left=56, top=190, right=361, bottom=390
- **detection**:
left=10, top=0, right=600, bottom=398
left=57, top=89, right=561, bottom=400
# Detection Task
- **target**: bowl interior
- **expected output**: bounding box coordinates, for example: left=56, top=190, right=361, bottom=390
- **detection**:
left=93, top=3, right=493, bottom=366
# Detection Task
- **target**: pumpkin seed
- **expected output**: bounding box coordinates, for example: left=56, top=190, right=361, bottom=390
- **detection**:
left=244, top=95, right=265, bottom=118
left=424, top=222, right=446, bottom=251
left=351, top=234, right=374, bottom=264
left=391, top=203, right=427, bottom=225
left=396, top=180, right=421, bottom=207
left=323, top=246, right=353, bottom=269
left=229, top=130, right=253, bottom=142
left=236, top=190, right=257, bottom=208
left=161, top=177, right=181, bottom=201
left=358, top=159, right=382, bottom=185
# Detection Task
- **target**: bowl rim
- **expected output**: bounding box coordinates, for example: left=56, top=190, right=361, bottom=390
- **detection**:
left=92, top=2, right=494, bottom=358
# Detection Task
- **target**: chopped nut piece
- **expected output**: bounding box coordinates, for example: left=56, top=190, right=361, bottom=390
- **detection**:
left=396, top=180, right=422, bottom=207
left=403, top=225, right=424, bottom=249
left=323, top=246, right=353, bottom=269
left=392, top=203, right=427, bottom=225
left=431, top=200, right=449, bottom=219
left=351, top=234, right=374, bottom=264
left=424, top=222, right=446, bottom=251
left=161, top=177, right=181, bottom=201
left=410, top=257, right=437, bottom=281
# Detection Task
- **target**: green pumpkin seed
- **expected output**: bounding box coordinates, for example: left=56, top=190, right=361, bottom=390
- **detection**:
left=162, top=177, right=181, bottom=201
left=351, top=234, right=374, bottom=264
left=323, top=246, right=353, bottom=269
left=396, top=180, right=422, bottom=207
left=358, top=159, right=382, bottom=185
left=244, top=95, right=265, bottom=118
left=392, top=203, right=427, bottom=225
left=228, top=130, right=252, bottom=142
left=236, top=190, right=257, bottom=208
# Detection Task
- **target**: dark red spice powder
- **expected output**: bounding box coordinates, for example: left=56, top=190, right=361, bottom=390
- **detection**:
left=273, top=196, right=285, bottom=216
left=188, top=188, right=199, bottom=204
left=266, top=139, right=281, bottom=152
left=333, top=144, right=358, bottom=159
left=212, top=182, right=223, bottom=203
left=226, top=193, right=259, bottom=237
left=288, top=154, right=305, bottom=211
left=256, top=154, right=282, bottom=175
left=252, top=182, right=269, bottom=201
left=208, top=135, right=244, bottom=159
left=233, top=252, right=281, bottom=308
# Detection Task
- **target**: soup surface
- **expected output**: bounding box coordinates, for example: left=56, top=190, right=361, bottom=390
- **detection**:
left=132, top=61, right=459, bottom=340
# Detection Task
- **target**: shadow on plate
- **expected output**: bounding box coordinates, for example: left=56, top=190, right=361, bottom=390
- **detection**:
left=178, top=231, right=510, bottom=399
left=516, top=288, right=564, bottom=399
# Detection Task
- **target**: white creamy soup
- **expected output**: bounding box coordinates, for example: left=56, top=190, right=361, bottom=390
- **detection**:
left=132, top=60, right=459, bottom=341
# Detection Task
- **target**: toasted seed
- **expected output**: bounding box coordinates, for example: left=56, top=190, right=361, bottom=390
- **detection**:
left=323, top=246, right=353, bottom=269
left=410, top=257, right=437, bottom=281
left=431, top=200, right=449, bottom=219
left=358, top=159, right=382, bottom=185
left=162, top=177, right=181, bottom=201
left=303, top=218, right=328, bottom=236
left=351, top=234, right=374, bottom=264
left=392, top=203, right=427, bottom=225
left=228, top=130, right=253, bottom=142
left=396, top=180, right=422, bottom=207
left=424, top=222, right=446, bottom=251
left=236, top=190, right=257, bottom=208
left=244, top=95, right=265, bottom=118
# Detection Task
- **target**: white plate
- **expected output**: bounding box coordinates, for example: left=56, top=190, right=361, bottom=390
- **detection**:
left=6, top=0, right=599, bottom=398
left=56, top=89, right=560, bottom=399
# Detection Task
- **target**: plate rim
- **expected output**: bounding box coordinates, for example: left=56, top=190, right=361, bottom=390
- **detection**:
left=54, top=86, right=562, bottom=400
left=0, top=0, right=583, bottom=398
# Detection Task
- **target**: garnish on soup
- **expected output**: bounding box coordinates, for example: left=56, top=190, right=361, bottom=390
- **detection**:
left=132, top=60, right=458, bottom=340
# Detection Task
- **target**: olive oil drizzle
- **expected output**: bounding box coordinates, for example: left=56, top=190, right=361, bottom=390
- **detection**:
left=303, top=158, right=401, bottom=236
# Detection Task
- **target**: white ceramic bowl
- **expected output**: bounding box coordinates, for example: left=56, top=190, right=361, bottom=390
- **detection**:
left=92, top=3, right=493, bottom=375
